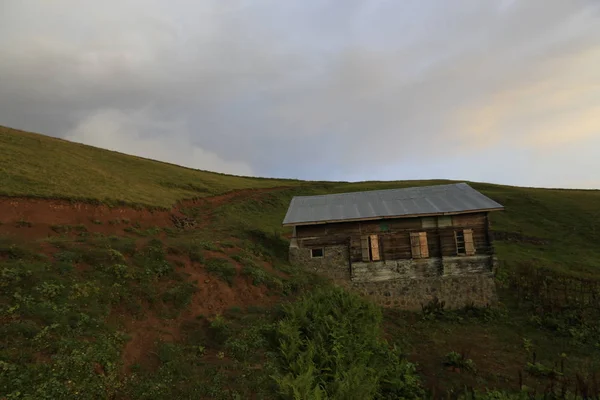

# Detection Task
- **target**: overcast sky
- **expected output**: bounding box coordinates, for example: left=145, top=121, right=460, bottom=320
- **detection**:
left=1, top=1, right=599, bottom=188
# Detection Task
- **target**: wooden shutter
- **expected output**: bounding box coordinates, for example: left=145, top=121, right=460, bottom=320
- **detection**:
left=454, top=231, right=460, bottom=254
left=410, top=232, right=421, bottom=259
left=464, top=229, right=475, bottom=256
left=369, top=234, right=380, bottom=261
left=361, top=236, right=370, bottom=261
left=419, top=232, right=429, bottom=258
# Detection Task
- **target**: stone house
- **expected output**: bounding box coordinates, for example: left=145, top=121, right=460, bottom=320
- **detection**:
left=282, top=183, right=505, bottom=309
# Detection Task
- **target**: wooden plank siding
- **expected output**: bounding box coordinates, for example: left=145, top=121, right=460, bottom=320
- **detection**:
left=295, top=212, right=491, bottom=262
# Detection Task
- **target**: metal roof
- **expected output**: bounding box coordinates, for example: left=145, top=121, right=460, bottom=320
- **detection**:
left=282, top=183, right=504, bottom=226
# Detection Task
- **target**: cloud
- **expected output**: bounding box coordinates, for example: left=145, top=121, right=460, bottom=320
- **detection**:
left=0, top=0, right=599, bottom=187
left=455, top=44, right=600, bottom=149
left=64, top=109, right=253, bottom=176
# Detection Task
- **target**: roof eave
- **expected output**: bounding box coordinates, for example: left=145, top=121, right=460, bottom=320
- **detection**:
left=281, top=206, right=505, bottom=227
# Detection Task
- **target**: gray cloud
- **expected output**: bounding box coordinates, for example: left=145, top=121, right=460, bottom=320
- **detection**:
left=1, top=0, right=599, bottom=186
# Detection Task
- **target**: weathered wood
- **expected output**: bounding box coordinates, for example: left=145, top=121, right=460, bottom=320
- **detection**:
left=361, top=236, right=370, bottom=261
left=419, top=232, right=429, bottom=258
left=464, top=228, right=475, bottom=255
left=452, top=213, right=486, bottom=227
left=422, top=217, right=436, bottom=228
left=296, top=212, right=492, bottom=261
left=438, top=215, right=453, bottom=227
left=410, top=232, right=421, bottom=258
left=370, top=234, right=380, bottom=261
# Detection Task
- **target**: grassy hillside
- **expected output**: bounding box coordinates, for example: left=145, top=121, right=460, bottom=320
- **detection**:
left=1, top=126, right=600, bottom=398
left=0, top=125, right=304, bottom=208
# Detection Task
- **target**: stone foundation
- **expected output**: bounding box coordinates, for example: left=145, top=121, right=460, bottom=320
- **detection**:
left=352, top=274, right=497, bottom=310
left=288, top=242, right=350, bottom=281
left=351, top=258, right=442, bottom=282
left=442, top=255, right=494, bottom=276
left=289, top=243, right=498, bottom=310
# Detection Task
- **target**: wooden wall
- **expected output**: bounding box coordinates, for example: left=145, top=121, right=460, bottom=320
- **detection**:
left=294, top=213, right=491, bottom=262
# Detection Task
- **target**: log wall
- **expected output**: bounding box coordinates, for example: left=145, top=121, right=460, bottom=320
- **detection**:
left=294, top=212, right=492, bottom=262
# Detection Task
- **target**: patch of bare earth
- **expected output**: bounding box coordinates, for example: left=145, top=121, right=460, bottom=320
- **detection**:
left=0, top=187, right=291, bottom=373
left=114, top=253, right=280, bottom=371
left=0, top=197, right=177, bottom=239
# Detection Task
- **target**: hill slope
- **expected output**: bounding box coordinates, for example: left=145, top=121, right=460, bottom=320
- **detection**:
left=0, top=125, right=303, bottom=208
left=2, top=125, right=600, bottom=398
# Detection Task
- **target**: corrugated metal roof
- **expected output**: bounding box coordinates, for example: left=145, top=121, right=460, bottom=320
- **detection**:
left=282, top=183, right=504, bottom=226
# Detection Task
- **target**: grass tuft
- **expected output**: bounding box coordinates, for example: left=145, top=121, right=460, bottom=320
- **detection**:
left=205, top=258, right=237, bottom=285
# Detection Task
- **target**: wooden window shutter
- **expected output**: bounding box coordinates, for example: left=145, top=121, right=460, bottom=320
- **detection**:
left=410, top=232, right=421, bottom=259
left=454, top=231, right=459, bottom=254
left=419, top=232, right=429, bottom=258
left=464, top=229, right=476, bottom=256
left=369, top=234, right=380, bottom=261
left=361, top=236, right=370, bottom=262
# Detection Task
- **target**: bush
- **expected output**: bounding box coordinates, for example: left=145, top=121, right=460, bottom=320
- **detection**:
left=134, top=240, right=173, bottom=277
left=0, top=241, right=33, bottom=259
left=273, top=287, right=423, bottom=399
left=205, top=258, right=236, bottom=285
left=443, top=351, right=477, bottom=374
left=162, top=282, right=198, bottom=309
left=81, top=248, right=126, bottom=266
left=54, top=250, right=83, bottom=264
left=209, top=315, right=231, bottom=345
left=237, top=256, right=282, bottom=290
left=421, top=298, right=507, bottom=324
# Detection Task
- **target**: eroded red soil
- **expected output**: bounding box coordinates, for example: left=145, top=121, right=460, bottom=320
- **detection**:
left=0, top=187, right=290, bottom=239
left=0, top=187, right=290, bottom=371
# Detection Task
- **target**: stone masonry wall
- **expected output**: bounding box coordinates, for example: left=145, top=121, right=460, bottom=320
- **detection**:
left=442, top=255, right=493, bottom=276
left=351, top=258, right=442, bottom=282
left=289, top=243, right=350, bottom=281
left=352, top=274, right=497, bottom=310
left=289, top=243, right=498, bottom=310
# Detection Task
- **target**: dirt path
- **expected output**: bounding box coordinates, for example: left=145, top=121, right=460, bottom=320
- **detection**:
left=0, top=186, right=293, bottom=239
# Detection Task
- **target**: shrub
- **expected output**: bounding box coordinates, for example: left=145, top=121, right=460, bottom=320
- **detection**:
left=54, top=250, right=83, bottom=264
left=104, top=263, right=131, bottom=280
left=15, top=219, right=33, bottom=228
left=421, top=298, right=507, bottom=324
left=162, top=282, right=198, bottom=309
left=104, top=236, right=136, bottom=256
left=525, top=361, right=562, bottom=379
left=209, top=315, right=231, bottom=345
left=205, top=258, right=236, bottom=285
left=443, top=351, right=477, bottom=374
left=0, top=241, right=33, bottom=260
left=134, top=240, right=173, bottom=277
left=273, top=287, right=423, bottom=399
left=81, top=248, right=125, bottom=266
left=189, top=248, right=204, bottom=263
left=421, top=297, right=447, bottom=320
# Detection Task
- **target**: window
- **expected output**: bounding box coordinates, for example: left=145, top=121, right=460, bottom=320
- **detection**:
left=410, top=232, right=429, bottom=258
left=360, top=234, right=381, bottom=262
left=454, top=229, right=475, bottom=256
left=311, top=248, right=324, bottom=258
left=455, top=230, right=466, bottom=254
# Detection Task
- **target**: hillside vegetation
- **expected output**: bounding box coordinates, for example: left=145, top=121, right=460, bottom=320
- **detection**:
left=0, top=125, right=303, bottom=208
left=1, top=126, right=600, bottom=399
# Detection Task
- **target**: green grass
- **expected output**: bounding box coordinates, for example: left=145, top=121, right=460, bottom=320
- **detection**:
left=273, top=287, right=424, bottom=399
left=384, top=297, right=600, bottom=396
left=2, top=125, right=600, bottom=398
left=0, top=125, right=305, bottom=208
left=205, top=258, right=237, bottom=285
